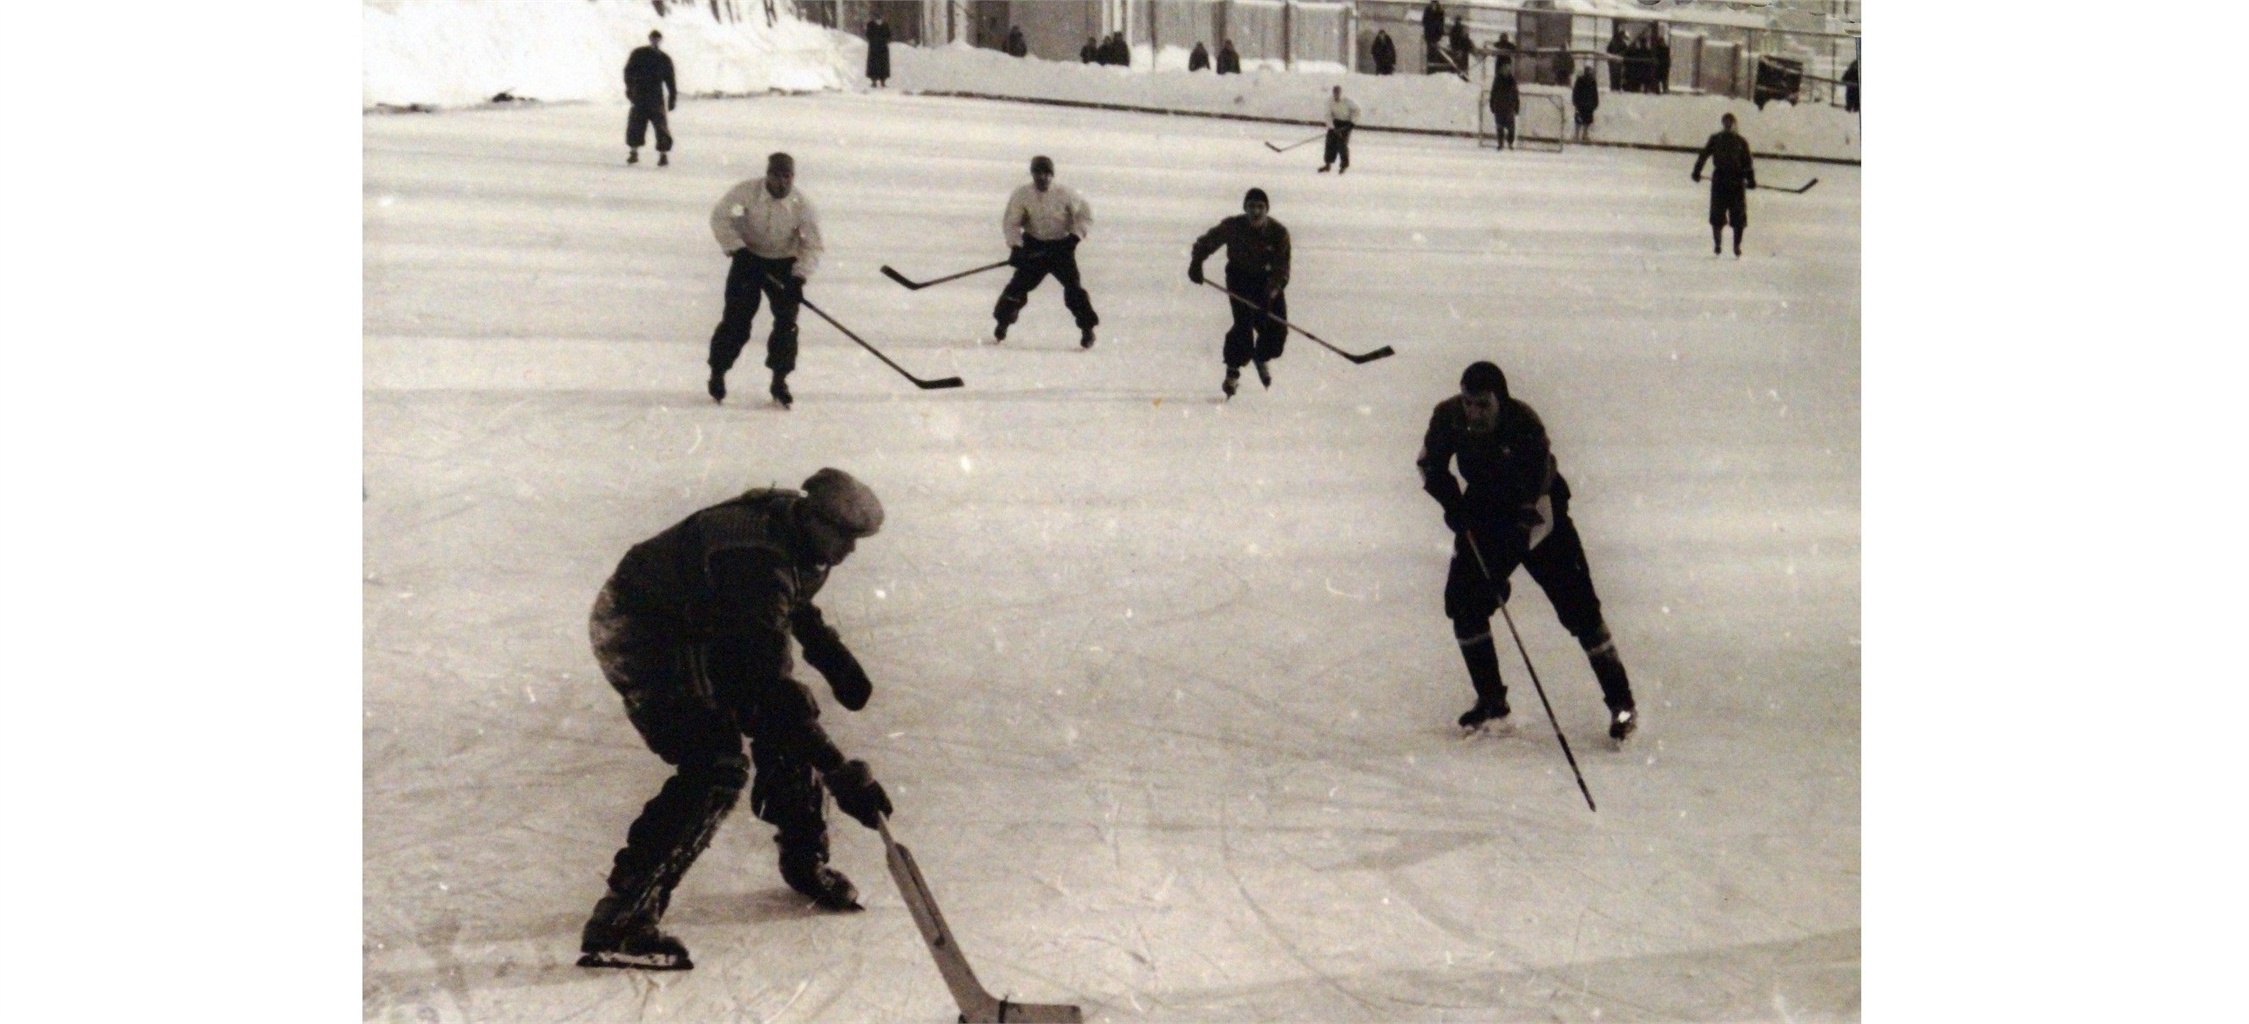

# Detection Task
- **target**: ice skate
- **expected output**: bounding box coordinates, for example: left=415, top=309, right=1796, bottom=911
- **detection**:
left=1318, top=163, right=1332, bottom=174
left=627, top=148, right=639, bottom=165
left=1458, top=694, right=1512, bottom=734
left=1222, top=367, right=1240, bottom=398
left=1608, top=706, right=1638, bottom=746
left=1254, top=360, right=1272, bottom=389
left=1080, top=326, right=1096, bottom=349
left=706, top=369, right=726, bottom=403
left=781, top=856, right=863, bottom=912
left=769, top=375, right=793, bottom=410
left=578, top=895, right=692, bottom=970
left=992, top=321, right=1008, bottom=344
left=658, top=152, right=669, bottom=167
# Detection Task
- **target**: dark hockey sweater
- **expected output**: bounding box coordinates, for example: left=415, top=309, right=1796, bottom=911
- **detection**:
left=1693, top=131, right=1757, bottom=188
left=1190, top=215, right=1292, bottom=288
left=1416, top=395, right=1566, bottom=529
left=623, top=45, right=676, bottom=106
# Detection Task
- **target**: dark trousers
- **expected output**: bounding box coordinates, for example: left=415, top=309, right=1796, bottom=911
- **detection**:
left=588, top=587, right=829, bottom=923
left=1323, top=123, right=1354, bottom=169
left=708, top=252, right=802, bottom=378
left=993, top=238, right=1099, bottom=329
left=1709, top=181, right=1748, bottom=229
left=1493, top=115, right=1515, bottom=149
left=1221, top=270, right=1287, bottom=368
left=1442, top=508, right=1630, bottom=710
left=626, top=100, right=672, bottom=152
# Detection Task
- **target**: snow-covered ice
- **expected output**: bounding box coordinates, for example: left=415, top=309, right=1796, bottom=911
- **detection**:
left=363, top=88, right=1858, bottom=1022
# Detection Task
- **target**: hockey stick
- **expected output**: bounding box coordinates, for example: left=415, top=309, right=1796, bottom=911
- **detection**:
left=1200, top=281, right=1394, bottom=363
left=1769, top=178, right=1819, bottom=194
left=879, top=258, right=1012, bottom=290
left=769, top=275, right=964, bottom=390
left=878, top=817, right=1084, bottom=1024
left=1263, top=130, right=1325, bottom=153
left=1464, top=530, right=1597, bottom=813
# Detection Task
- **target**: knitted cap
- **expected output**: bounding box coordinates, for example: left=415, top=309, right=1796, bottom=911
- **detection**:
left=801, top=468, right=884, bottom=537
left=1460, top=360, right=1508, bottom=398
left=767, top=151, right=795, bottom=174
left=1030, top=155, right=1055, bottom=174
left=1243, top=187, right=1270, bottom=207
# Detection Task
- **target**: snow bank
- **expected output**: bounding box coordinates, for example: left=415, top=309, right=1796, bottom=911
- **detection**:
left=883, top=43, right=1858, bottom=163
left=361, top=0, right=851, bottom=109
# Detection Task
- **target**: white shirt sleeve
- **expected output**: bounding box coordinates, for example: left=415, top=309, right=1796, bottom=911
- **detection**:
left=791, top=193, right=823, bottom=279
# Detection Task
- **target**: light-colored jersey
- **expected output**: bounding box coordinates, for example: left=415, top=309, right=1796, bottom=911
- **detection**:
left=1327, top=95, right=1361, bottom=125
left=1002, top=182, right=1093, bottom=247
left=709, top=179, right=824, bottom=278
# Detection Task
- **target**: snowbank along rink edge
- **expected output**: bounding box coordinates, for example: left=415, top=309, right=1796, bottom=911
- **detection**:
left=364, top=89, right=1859, bottom=1023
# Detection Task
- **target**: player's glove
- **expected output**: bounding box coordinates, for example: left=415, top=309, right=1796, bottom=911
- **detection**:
left=1745, top=179, right=1757, bottom=190
left=1441, top=501, right=1465, bottom=534
left=1008, top=245, right=1027, bottom=267
left=1187, top=261, right=1204, bottom=285
left=1691, top=171, right=1702, bottom=183
left=825, top=760, right=892, bottom=830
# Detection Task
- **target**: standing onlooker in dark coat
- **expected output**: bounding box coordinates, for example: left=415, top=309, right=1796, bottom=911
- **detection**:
left=1188, top=188, right=1292, bottom=398
left=1446, top=17, right=1474, bottom=78
left=1421, top=0, right=1446, bottom=71
left=1081, top=37, right=1098, bottom=63
left=1692, top=112, right=1757, bottom=257
left=1004, top=25, right=1027, bottom=58
left=1842, top=56, right=1860, bottom=112
left=623, top=30, right=677, bottom=167
left=1112, top=32, right=1132, bottom=67
left=1605, top=25, right=1628, bottom=91
left=1370, top=29, right=1396, bottom=75
left=1625, top=32, right=1651, bottom=92
left=863, top=15, right=892, bottom=88
left=1652, top=28, right=1672, bottom=94
left=1571, top=64, right=1599, bottom=142
left=1189, top=40, right=1211, bottom=71
left=1216, top=38, right=1241, bottom=74
left=1489, top=66, right=1520, bottom=150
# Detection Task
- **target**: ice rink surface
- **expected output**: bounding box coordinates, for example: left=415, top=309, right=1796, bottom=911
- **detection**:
left=364, top=91, right=1858, bottom=1022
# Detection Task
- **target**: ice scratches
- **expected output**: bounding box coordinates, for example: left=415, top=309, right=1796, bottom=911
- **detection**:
left=1217, top=795, right=1383, bottom=1017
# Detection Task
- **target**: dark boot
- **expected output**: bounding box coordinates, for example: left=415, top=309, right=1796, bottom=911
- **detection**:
left=993, top=321, right=1009, bottom=343
left=707, top=368, right=726, bottom=403
left=769, top=373, right=792, bottom=409
left=578, top=892, right=692, bottom=970
left=1586, top=634, right=1637, bottom=741
left=780, top=850, right=862, bottom=912
left=628, top=148, right=640, bottom=165
left=1455, top=626, right=1511, bottom=730
left=1080, top=326, right=1096, bottom=349
left=658, top=152, right=669, bottom=167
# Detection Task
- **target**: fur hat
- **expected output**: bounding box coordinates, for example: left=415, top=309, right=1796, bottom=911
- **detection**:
left=801, top=468, right=884, bottom=537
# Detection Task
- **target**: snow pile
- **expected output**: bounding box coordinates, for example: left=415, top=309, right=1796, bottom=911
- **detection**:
left=362, top=0, right=851, bottom=109
left=883, top=43, right=1859, bottom=162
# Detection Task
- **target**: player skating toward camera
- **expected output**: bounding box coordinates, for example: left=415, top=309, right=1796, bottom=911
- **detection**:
left=1418, top=362, right=1639, bottom=743
left=992, top=155, right=1099, bottom=349
left=707, top=153, right=822, bottom=407
left=1188, top=188, right=1291, bottom=397
left=1692, top=112, right=1757, bottom=257
left=577, top=469, right=895, bottom=970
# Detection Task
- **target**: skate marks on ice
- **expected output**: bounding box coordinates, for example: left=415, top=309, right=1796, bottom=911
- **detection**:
left=1119, top=926, right=1857, bottom=1022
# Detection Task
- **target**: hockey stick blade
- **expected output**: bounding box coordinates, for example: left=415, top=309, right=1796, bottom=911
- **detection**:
left=778, top=279, right=966, bottom=390
left=1772, top=178, right=1819, bottom=194
left=879, top=259, right=1011, bottom=291
left=1263, top=131, right=1324, bottom=154
left=1200, top=281, right=1394, bottom=364
left=878, top=819, right=1083, bottom=1024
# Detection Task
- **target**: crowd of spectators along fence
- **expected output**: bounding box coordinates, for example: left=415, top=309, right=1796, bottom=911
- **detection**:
left=724, top=1, right=1859, bottom=109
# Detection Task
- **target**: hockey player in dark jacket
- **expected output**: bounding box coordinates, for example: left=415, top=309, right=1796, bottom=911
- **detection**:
left=623, top=30, right=678, bottom=166
left=1571, top=64, right=1599, bottom=142
left=1418, top=362, right=1639, bottom=741
left=1489, top=65, right=1521, bottom=150
left=1691, top=112, right=1758, bottom=257
left=578, top=468, right=897, bottom=971
left=1188, top=188, right=1291, bottom=398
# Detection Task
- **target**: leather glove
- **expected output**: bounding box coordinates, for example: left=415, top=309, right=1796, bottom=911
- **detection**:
left=808, top=644, right=872, bottom=711
left=825, top=760, right=892, bottom=830
left=1009, top=245, right=1027, bottom=267
left=1441, top=501, right=1465, bottom=534
left=1746, top=179, right=1757, bottom=189
left=1691, top=172, right=1701, bottom=183
left=1188, top=262, right=1204, bottom=285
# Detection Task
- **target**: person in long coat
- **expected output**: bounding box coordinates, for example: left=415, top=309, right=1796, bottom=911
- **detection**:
left=1189, top=40, right=1211, bottom=71
left=1606, top=25, right=1628, bottom=91
left=1489, top=65, right=1521, bottom=150
left=1216, top=38, right=1242, bottom=74
left=1371, top=29, right=1396, bottom=75
left=1447, top=17, right=1474, bottom=78
left=1571, top=64, right=1600, bottom=142
left=863, top=15, right=892, bottom=88
left=1004, top=25, right=1027, bottom=58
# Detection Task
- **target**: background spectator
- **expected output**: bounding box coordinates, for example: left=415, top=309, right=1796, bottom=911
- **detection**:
left=1189, top=40, right=1210, bottom=72
left=1371, top=29, right=1396, bottom=76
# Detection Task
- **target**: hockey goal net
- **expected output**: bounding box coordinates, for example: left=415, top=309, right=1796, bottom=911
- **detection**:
left=1473, top=53, right=1566, bottom=153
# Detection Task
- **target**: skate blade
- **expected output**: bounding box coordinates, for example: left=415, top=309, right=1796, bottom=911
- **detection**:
left=986, top=1000, right=1084, bottom=1023
left=577, top=950, right=693, bottom=971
